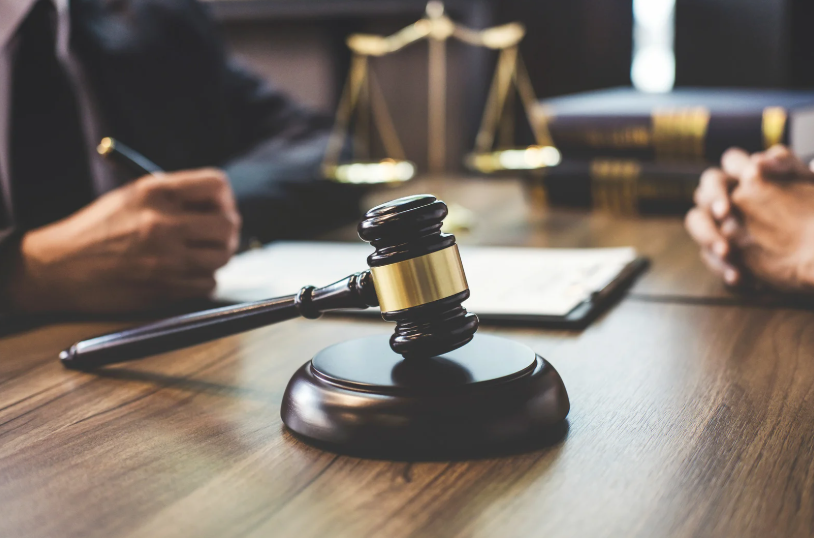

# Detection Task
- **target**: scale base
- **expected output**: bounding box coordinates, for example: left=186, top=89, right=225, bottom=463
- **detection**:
left=281, top=334, right=569, bottom=457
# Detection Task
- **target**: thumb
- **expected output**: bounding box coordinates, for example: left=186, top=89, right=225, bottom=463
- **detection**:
left=721, top=147, right=752, bottom=179
left=755, top=145, right=814, bottom=180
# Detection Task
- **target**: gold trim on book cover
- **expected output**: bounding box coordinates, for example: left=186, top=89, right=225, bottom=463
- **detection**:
left=590, top=159, right=641, bottom=215
left=371, top=245, right=469, bottom=313
left=590, top=158, right=700, bottom=215
left=762, top=106, right=787, bottom=150
left=582, top=126, right=651, bottom=149
left=651, top=107, right=710, bottom=162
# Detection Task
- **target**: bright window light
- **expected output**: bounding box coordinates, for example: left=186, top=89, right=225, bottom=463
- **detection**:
left=631, top=0, right=675, bottom=93
left=633, top=0, right=674, bottom=30
left=631, top=47, right=675, bottom=93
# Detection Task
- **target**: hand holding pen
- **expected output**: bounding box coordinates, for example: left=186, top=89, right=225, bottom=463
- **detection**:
left=4, top=138, right=241, bottom=314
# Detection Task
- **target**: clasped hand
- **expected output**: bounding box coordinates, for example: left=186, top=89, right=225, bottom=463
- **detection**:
left=685, top=145, right=814, bottom=292
left=6, top=169, right=241, bottom=313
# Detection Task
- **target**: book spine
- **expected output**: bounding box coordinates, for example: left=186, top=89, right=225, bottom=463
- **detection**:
left=541, top=159, right=704, bottom=215
left=538, top=106, right=789, bottom=162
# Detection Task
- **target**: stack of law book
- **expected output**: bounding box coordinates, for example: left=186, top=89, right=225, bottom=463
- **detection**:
left=533, top=87, right=814, bottom=214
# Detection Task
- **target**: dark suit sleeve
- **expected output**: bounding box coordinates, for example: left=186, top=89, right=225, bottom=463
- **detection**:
left=75, top=0, right=364, bottom=243
left=217, top=58, right=363, bottom=244
left=0, top=229, right=23, bottom=321
left=172, top=0, right=363, bottom=244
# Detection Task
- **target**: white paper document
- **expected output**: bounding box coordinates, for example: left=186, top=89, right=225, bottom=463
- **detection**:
left=215, top=242, right=639, bottom=318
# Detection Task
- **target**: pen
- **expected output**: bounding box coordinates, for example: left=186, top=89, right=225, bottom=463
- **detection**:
left=97, top=136, right=227, bottom=217
left=97, top=137, right=163, bottom=176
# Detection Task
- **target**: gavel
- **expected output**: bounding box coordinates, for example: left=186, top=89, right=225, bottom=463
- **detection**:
left=60, top=194, right=570, bottom=455
left=60, top=195, right=480, bottom=369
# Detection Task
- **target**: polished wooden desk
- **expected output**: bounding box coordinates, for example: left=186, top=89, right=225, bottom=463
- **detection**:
left=2, top=178, right=813, bottom=538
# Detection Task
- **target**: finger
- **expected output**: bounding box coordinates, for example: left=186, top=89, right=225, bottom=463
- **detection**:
left=719, top=215, right=744, bottom=242
left=130, top=247, right=227, bottom=281
left=716, top=211, right=756, bottom=252
left=700, top=249, right=742, bottom=286
left=141, top=169, right=236, bottom=212
left=754, top=145, right=813, bottom=180
left=721, top=147, right=753, bottom=180
left=730, top=178, right=771, bottom=215
left=178, top=211, right=241, bottom=247
left=169, top=169, right=236, bottom=211
left=694, top=168, right=735, bottom=219
left=685, top=207, right=730, bottom=254
left=183, top=247, right=234, bottom=274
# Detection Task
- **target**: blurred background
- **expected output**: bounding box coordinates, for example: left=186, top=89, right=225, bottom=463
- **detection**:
left=206, top=0, right=814, bottom=176
left=210, top=0, right=632, bottom=172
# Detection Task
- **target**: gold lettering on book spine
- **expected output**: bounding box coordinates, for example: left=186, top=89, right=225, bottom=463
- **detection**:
left=651, top=107, right=710, bottom=162
left=582, top=126, right=651, bottom=148
left=762, top=107, right=787, bottom=150
left=590, top=159, right=642, bottom=215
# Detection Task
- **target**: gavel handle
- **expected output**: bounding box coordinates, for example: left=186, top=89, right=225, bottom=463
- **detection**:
left=60, top=271, right=379, bottom=370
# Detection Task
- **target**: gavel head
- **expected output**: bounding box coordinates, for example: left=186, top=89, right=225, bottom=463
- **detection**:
left=358, top=194, right=479, bottom=359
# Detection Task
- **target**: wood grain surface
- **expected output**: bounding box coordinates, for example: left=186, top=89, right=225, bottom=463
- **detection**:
left=3, top=176, right=814, bottom=538
left=2, top=301, right=814, bottom=538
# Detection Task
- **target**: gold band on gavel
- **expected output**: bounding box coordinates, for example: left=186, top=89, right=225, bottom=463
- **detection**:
left=371, top=245, right=469, bottom=312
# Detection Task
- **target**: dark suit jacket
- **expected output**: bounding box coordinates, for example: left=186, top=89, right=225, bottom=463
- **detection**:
left=7, top=0, right=360, bottom=244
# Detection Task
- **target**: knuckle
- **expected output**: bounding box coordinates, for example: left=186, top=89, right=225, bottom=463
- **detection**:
left=215, top=251, right=232, bottom=268
left=731, top=185, right=751, bottom=205
left=212, top=215, right=232, bottom=236
left=684, top=209, right=696, bottom=230
left=200, top=277, right=218, bottom=293
left=206, top=249, right=231, bottom=268
left=189, top=275, right=217, bottom=292
left=693, top=186, right=704, bottom=205
left=699, top=168, right=724, bottom=188
left=140, top=210, right=173, bottom=240
left=203, top=168, right=229, bottom=187
left=228, top=210, right=242, bottom=231
left=134, top=177, right=163, bottom=202
left=203, top=167, right=227, bottom=180
left=722, top=147, right=744, bottom=164
left=742, top=164, right=762, bottom=184
left=770, top=144, right=791, bottom=158
left=754, top=157, right=771, bottom=174
left=140, top=211, right=162, bottom=237
left=140, top=255, right=165, bottom=277
left=684, top=209, right=705, bottom=239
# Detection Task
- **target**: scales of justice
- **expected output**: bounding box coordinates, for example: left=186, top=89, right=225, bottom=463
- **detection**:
left=58, top=5, right=570, bottom=457
left=322, top=0, right=562, bottom=186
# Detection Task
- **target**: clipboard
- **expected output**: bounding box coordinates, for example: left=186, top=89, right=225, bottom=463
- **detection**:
left=215, top=242, right=649, bottom=329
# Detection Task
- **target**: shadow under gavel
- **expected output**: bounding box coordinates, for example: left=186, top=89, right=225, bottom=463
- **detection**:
left=60, top=194, right=479, bottom=370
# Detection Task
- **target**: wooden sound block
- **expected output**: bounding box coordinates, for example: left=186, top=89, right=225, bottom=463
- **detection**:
left=281, top=334, right=570, bottom=457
